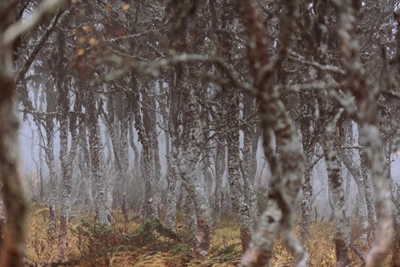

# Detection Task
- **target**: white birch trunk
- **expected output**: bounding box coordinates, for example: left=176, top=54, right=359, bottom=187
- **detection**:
left=179, top=86, right=212, bottom=260
left=227, top=105, right=254, bottom=251
left=341, top=120, right=368, bottom=243
left=212, top=138, right=225, bottom=233
left=85, top=89, right=109, bottom=225
left=336, top=3, right=393, bottom=265
left=165, top=136, right=180, bottom=230
left=237, top=0, right=308, bottom=266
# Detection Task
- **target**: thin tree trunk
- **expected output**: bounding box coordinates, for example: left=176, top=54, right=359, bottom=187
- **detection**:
left=129, top=75, right=158, bottom=220
left=181, top=185, right=198, bottom=234
left=241, top=95, right=260, bottom=227
left=226, top=92, right=253, bottom=251
left=299, top=126, right=314, bottom=244
left=119, top=94, right=130, bottom=215
left=44, top=114, right=58, bottom=241
left=298, top=94, right=318, bottom=244
left=79, top=123, right=94, bottom=216
left=212, top=138, right=225, bottom=233
left=341, top=119, right=368, bottom=243
left=85, top=89, right=109, bottom=225
left=165, top=135, right=180, bottom=230
left=129, top=115, right=141, bottom=179
left=359, top=148, right=377, bottom=243
left=57, top=87, right=79, bottom=260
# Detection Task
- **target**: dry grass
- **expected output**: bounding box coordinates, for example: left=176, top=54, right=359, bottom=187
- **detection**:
left=25, top=203, right=395, bottom=266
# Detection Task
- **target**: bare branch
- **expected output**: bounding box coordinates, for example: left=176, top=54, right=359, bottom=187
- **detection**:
left=2, top=0, right=66, bottom=47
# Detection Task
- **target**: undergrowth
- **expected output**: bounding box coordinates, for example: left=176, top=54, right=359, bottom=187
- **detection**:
left=25, top=202, right=393, bottom=266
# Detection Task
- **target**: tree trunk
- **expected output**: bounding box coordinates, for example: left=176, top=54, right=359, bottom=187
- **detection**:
left=0, top=2, right=30, bottom=265
left=165, top=135, right=181, bottom=230
left=179, top=86, right=212, bottom=260
left=212, top=138, right=226, bottom=233
left=241, top=95, right=260, bottom=227
left=129, top=75, right=158, bottom=220
left=341, top=119, right=368, bottom=243
left=129, top=115, right=141, bottom=180
left=44, top=111, right=58, bottom=241
left=298, top=97, right=316, bottom=244
left=236, top=0, right=308, bottom=266
left=226, top=98, right=254, bottom=251
left=359, top=148, right=377, bottom=244
left=318, top=102, right=350, bottom=267
left=336, top=2, right=393, bottom=265
left=181, top=185, right=198, bottom=234
left=78, top=123, right=94, bottom=216
left=85, top=89, right=109, bottom=225
left=56, top=25, right=80, bottom=259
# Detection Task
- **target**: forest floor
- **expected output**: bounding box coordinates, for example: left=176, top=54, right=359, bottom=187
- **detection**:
left=25, top=202, right=395, bottom=267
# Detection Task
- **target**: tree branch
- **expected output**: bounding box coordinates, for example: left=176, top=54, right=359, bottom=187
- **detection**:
left=1, top=0, right=66, bottom=47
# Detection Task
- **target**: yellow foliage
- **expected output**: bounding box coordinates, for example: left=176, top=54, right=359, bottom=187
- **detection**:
left=81, top=25, right=90, bottom=33
left=88, top=38, right=97, bottom=45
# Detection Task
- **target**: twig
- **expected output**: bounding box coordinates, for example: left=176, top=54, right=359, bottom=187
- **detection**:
left=350, top=244, right=366, bottom=264
left=2, top=0, right=66, bottom=47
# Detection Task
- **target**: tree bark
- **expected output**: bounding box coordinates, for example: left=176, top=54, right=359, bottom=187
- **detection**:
left=241, top=94, right=260, bottom=227
left=336, top=2, right=393, bottom=265
left=226, top=90, right=254, bottom=251
left=212, top=138, right=225, bottom=233
left=236, top=0, right=308, bottom=266
left=165, top=136, right=180, bottom=230
left=340, top=119, right=368, bottom=243
left=56, top=67, right=79, bottom=259
left=0, top=2, right=31, bottom=266
left=85, top=89, right=109, bottom=225
left=299, top=103, right=315, bottom=244
left=179, top=85, right=212, bottom=260
left=318, top=104, right=350, bottom=267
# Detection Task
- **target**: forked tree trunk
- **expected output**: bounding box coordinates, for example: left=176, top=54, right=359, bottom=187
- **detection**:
left=237, top=0, right=308, bottom=266
left=336, top=2, right=393, bottom=265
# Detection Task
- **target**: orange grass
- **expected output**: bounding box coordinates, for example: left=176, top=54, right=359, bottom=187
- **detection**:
left=25, top=203, right=395, bottom=267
